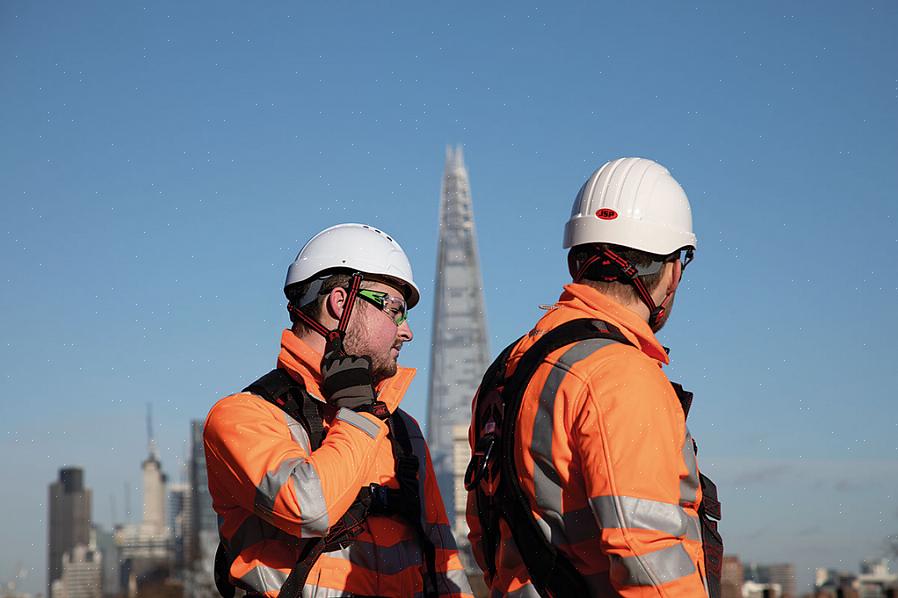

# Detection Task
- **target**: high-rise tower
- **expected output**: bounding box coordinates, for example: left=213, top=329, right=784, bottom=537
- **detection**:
left=427, top=145, right=490, bottom=555
left=48, top=467, right=92, bottom=597
left=114, top=404, right=171, bottom=590
left=142, top=404, right=166, bottom=530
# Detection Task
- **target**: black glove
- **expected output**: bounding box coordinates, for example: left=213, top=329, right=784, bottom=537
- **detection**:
left=320, top=349, right=377, bottom=410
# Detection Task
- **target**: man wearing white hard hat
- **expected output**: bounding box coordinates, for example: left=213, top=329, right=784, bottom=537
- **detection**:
left=466, top=159, right=722, bottom=597
left=205, top=224, right=473, bottom=598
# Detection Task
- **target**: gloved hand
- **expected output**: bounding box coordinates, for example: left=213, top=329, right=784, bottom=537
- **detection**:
left=320, top=349, right=377, bottom=410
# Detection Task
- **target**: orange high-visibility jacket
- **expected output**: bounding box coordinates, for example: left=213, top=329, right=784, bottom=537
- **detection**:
left=467, top=284, right=708, bottom=597
left=205, top=330, right=472, bottom=598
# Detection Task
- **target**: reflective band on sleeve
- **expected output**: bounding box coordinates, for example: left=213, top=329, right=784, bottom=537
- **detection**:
left=530, top=338, right=620, bottom=545
left=303, top=585, right=359, bottom=598
left=437, top=568, right=470, bottom=595
left=610, top=543, right=696, bottom=587
left=492, top=584, right=541, bottom=598
left=679, top=428, right=700, bottom=505
left=590, top=495, right=692, bottom=538
left=255, top=457, right=329, bottom=537
left=335, top=407, right=382, bottom=439
left=290, top=461, right=329, bottom=538
left=686, top=513, right=702, bottom=541
left=238, top=564, right=288, bottom=595
left=283, top=410, right=311, bottom=453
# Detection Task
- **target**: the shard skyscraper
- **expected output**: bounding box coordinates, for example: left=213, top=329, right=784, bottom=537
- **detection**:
left=427, top=145, right=490, bottom=558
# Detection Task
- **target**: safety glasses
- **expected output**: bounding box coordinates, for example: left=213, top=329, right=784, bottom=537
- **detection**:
left=678, top=248, right=695, bottom=272
left=357, top=289, right=409, bottom=326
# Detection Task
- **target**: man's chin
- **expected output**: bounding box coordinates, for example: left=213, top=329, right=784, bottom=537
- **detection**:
left=372, top=360, right=399, bottom=383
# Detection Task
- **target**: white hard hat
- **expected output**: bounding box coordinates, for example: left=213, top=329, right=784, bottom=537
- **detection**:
left=285, top=223, right=420, bottom=308
left=563, top=157, right=697, bottom=255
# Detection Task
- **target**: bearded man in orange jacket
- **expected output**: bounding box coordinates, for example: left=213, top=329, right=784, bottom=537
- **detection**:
left=205, top=223, right=473, bottom=598
left=466, top=158, right=722, bottom=597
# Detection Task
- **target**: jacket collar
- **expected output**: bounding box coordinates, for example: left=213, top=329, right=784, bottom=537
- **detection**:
left=276, top=329, right=415, bottom=412
left=556, top=283, right=670, bottom=365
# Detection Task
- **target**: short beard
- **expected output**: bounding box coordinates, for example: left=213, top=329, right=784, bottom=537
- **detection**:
left=651, top=291, right=676, bottom=332
left=369, top=358, right=397, bottom=384
left=343, top=325, right=398, bottom=384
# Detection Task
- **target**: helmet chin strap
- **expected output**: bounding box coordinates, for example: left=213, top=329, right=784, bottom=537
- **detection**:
left=288, top=273, right=364, bottom=355
left=570, top=247, right=671, bottom=332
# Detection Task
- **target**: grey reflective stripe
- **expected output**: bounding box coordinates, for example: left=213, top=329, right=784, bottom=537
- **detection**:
left=335, top=407, right=382, bottom=439
left=228, top=514, right=299, bottom=555
left=324, top=538, right=422, bottom=575
left=238, top=564, right=288, bottom=594
left=686, top=514, right=702, bottom=541
left=290, top=460, right=329, bottom=538
left=591, top=495, right=693, bottom=538
left=492, top=583, right=541, bottom=598
left=530, top=338, right=620, bottom=546
left=255, top=457, right=329, bottom=538
left=283, top=410, right=311, bottom=454
left=303, top=585, right=354, bottom=598
left=437, top=568, right=471, bottom=595
left=679, top=428, right=699, bottom=505
left=611, top=543, right=695, bottom=587
left=256, top=458, right=298, bottom=513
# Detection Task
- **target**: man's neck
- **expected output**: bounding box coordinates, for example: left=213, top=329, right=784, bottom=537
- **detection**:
left=618, top=297, right=651, bottom=323
left=293, top=327, right=326, bottom=357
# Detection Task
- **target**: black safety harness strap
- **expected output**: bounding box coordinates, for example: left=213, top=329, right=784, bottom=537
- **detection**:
left=389, top=413, right=440, bottom=598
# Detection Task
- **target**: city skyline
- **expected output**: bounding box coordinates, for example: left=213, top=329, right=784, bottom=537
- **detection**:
left=2, top=1, right=897, bottom=595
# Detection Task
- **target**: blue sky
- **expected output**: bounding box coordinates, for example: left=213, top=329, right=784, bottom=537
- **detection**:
left=1, top=1, right=897, bottom=593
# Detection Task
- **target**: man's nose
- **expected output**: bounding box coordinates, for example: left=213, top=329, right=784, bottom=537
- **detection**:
left=398, top=319, right=413, bottom=342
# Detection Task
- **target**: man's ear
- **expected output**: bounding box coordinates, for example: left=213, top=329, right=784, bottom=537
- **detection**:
left=325, top=287, right=348, bottom=320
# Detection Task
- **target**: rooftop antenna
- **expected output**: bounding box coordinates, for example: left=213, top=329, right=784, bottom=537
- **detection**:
left=124, top=482, right=131, bottom=523
left=110, top=493, right=118, bottom=526
left=147, top=403, right=159, bottom=461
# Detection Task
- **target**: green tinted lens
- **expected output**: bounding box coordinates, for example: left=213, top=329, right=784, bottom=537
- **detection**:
left=358, top=290, right=408, bottom=326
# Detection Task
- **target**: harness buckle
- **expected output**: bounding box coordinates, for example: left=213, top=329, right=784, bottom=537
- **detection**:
left=464, top=433, right=496, bottom=491
left=367, top=483, right=394, bottom=515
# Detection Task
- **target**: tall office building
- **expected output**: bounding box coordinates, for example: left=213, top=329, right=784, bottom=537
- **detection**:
left=48, top=467, right=92, bottom=597
left=721, top=555, right=744, bottom=598
left=168, top=482, right=192, bottom=570
left=426, top=145, right=490, bottom=558
left=93, top=525, right=121, bottom=597
left=141, top=408, right=166, bottom=531
left=183, top=419, right=219, bottom=596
